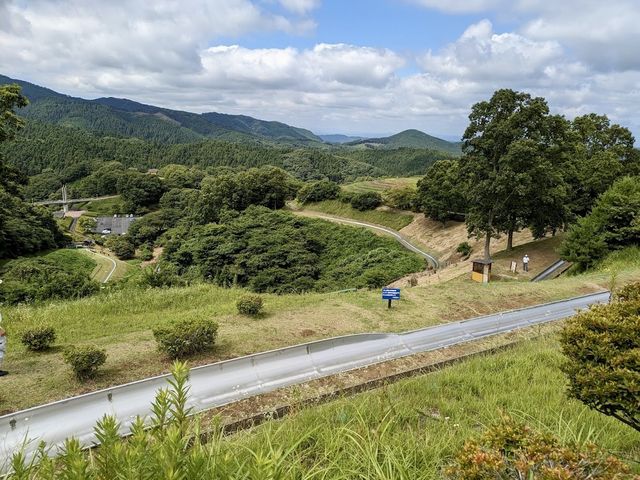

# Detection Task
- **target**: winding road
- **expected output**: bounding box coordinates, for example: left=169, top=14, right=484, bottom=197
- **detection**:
left=294, top=211, right=440, bottom=269
left=0, top=291, right=608, bottom=469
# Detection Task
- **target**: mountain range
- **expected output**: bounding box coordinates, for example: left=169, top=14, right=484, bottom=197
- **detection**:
left=0, top=74, right=461, bottom=154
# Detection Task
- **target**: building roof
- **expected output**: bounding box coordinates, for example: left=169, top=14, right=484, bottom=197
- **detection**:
left=93, top=215, right=137, bottom=235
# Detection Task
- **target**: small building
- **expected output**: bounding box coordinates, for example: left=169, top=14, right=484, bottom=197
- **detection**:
left=471, top=258, right=493, bottom=283
left=93, top=215, right=137, bottom=235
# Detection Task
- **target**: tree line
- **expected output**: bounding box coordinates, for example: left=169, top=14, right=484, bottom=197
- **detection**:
left=415, top=89, right=639, bottom=260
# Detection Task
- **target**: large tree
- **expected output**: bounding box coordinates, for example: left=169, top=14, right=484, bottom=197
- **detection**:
left=461, top=89, right=559, bottom=258
left=0, top=84, right=65, bottom=258
left=416, top=159, right=466, bottom=226
left=567, top=114, right=639, bottom=218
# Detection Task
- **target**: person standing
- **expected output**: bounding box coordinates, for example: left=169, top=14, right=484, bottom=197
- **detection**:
left=0, top=326, right=7, bottom=377
left=522, top=254, right=530, bottom=272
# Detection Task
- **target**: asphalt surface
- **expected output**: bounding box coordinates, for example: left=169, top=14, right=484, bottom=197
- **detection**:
left=0, top=291, right=608, bottom=469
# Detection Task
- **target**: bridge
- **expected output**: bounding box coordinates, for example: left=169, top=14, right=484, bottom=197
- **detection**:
left=32, top=189, right=118, bottom=210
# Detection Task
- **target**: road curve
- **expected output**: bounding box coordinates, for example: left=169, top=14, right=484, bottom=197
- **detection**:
left=0, top=291, right=608, bottom=468
left=299, top=212, right=440, bottom=269
left=82, top=249, right=118, bottom=283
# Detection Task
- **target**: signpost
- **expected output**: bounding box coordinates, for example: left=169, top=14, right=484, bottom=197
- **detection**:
left=382, top=288, right=400, bottom=308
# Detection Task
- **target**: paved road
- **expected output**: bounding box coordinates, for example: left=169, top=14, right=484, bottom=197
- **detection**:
left=0, top=291, right=608, bottom=468
left=298, top=212, right=440, bottom=269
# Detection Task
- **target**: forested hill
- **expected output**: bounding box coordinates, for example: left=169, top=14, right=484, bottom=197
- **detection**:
left=0, top=74, right=324, bottom=146
left=348, top=129, right=462, bottom=154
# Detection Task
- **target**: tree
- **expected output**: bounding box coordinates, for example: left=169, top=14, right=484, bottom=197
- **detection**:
left=560, top=176, right=640, bottom=270
left=296, top=180, right=340, bottom=204
left=560, top=289, right=640, bottom=432
left=117, top=171, right=165, bottom=213
left=350, top=191, right=382, bottom=211
left=0, top=84, right=65, bottom=258
left=416, top=159, right=466, bottom=225
left=461, top=89, right=564, bottom=257
left=568, top=114, right=639, bottom=217
left=105, top=236, right=135, bottom=260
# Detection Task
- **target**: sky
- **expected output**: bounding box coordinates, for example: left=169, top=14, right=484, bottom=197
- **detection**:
left=1, top=0, right=640, bottom=139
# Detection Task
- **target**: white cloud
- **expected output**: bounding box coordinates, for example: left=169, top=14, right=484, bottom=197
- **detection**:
left=410, top=0, right=640, bottom=71
left=0, top=0, right=639, bottom=138
left=408, top=0, right=503, bottom=14
left=420, top=20, right=567, bottom=83
left=278, top=0, right=321, bottom=14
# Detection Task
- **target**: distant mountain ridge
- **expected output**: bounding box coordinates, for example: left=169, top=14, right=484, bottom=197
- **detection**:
left=347, top=129, right=461, bottom=154
left=0, top=74, right=324, bottom=145
left=0, top=75, right=461, bottom=155
left=319, top=134, right=365, bottom=144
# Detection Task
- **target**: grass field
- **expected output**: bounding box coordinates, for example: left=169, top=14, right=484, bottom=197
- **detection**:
left=343, top=177, right=421, bottom=194
left=76, top=196, right=124, bottom=216
left=0, top=249, right=96, bottom=277
left=1, top=247, right=638, bottom=413
left=79, top=249, right=131, bottom=283
left=223, top=335, right=639, bottom=477
left=292, top=199, right=414, bottom=230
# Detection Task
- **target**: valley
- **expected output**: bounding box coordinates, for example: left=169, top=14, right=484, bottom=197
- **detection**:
left=0, top=71, right=638, bottom=478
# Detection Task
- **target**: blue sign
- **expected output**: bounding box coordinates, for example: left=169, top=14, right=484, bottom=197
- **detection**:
left=382, top=288, right=401, bottom=300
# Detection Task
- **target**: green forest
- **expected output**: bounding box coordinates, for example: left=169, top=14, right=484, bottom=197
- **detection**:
left=415, top=89, right=640, bottom=264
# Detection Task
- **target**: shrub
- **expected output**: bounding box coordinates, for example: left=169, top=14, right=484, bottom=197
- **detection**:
left=297, top=180, right=340, bottom=204
left=338, top=190, right=355, bottom=204
left=560, top=300, right=640, bottom=432
left=153, top=318, right=218, bottom=359
left=63, top=345, right=107, bottom=380
left=561, top=176, right=640, bottom=270
left=139, top=244, right=154, bottom=261
left=456, top=241, right=472, bottom=258
left=236, top=294, right=264, bottom=316
left=614, top=281, right=640, bottom=302
left=446, top=417, right=631, bottom=479
left=20, top=325, right=56, bottom=351
left=383, top=187, right=418, bottom=211
left=105, top=235, right=135, bottom=260
left=350, top=191, right=382, bottom=211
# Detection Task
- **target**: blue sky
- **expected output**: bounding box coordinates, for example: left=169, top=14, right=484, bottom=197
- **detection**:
left=1, top=0, right=639, bottom=138
left=234, top=1, right=487, bottom=52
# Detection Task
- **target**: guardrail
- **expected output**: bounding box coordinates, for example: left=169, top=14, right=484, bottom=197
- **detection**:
left=531, top=260, right=571, bottom=282
left=0, top=291, right=609, bottom=470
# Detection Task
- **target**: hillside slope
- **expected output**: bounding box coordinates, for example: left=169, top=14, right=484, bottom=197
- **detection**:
left=348, top=129, right=461, bottom=155
left=0, top=74, right=323, bottom=145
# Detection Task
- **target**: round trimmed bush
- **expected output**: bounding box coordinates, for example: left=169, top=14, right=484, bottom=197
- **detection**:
left=297, top=180, right=340, bottom=204
left=21, top=325, right=56, bottom=351
left=63, top=345, right=107, bottom=380
left=153, top=318, right=218, bottom=359
left=350, top=191, right=382, bottom=211
left=236, top=294, right=264, bottom=316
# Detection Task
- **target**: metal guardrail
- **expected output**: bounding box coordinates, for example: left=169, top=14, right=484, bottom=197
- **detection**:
left=531, top=260, right=570, bottom=282
left=0, top=291, right=609, bottom=470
